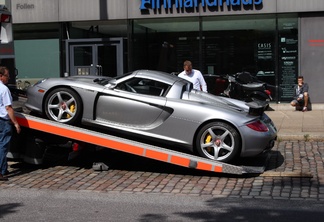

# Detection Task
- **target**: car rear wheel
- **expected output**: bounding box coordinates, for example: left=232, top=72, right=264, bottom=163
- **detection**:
left=195, top=122, right=240, bottom=163
left=44, top=88, right=82, bottom=124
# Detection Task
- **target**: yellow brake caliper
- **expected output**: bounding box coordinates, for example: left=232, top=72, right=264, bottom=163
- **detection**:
left=67, top=104, right=75, bottom=118
left=205, top=134, right=213, bottom=153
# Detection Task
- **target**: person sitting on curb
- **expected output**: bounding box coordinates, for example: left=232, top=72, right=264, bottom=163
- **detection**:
left=290, top=76, right=309, bottom=112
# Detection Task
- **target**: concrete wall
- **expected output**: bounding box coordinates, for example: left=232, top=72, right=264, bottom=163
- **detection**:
left=277, top=0, right=324, bottom=12
left=10, top=0, right=128, bottom=23
left=11, top=0, right=58, bottom=23
left=300, top=16, right=324, bottom=103
left=59, top=0, right=127, bottom=21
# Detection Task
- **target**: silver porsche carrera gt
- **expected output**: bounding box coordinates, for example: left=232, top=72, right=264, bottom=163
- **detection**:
left=25, top=70, right=277, bottom=163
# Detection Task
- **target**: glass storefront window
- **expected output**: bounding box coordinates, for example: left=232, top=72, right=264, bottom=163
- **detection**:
left=202, top=15, right=276, bottom=76
left=73, top=46, right=93, bottom=66
left=132, top=15, right=280, bottom=99
left=202, top=14, right=278, bottom=99
left=132, top=15, right=277, bottom=76
left=132, top=17, right=200, bottom=73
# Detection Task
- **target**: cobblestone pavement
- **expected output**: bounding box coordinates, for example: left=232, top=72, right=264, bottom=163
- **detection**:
left=1, top=140, right=324, bottom=201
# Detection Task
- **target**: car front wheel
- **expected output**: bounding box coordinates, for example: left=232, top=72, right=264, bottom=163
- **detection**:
left=44, top=88, right=82, bottom=124
left=195, top=122, right=240, bottom=163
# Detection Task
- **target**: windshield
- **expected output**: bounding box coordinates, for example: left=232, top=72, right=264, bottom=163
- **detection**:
left=97, top=72, right=133, bottom=86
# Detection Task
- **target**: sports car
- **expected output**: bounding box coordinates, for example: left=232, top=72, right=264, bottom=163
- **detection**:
left=25, top=70, right=277, bottom=163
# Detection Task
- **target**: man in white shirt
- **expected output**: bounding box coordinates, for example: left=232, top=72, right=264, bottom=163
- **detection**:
left=178, top=60, right=207, bottom=92
left=0, top=66, right=21, bottom=181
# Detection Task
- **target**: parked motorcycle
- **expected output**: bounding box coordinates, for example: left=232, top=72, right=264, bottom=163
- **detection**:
left=219, top=72, right=272, bottom=104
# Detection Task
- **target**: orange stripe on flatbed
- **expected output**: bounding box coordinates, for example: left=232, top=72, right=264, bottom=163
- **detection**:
left=145, top=149, right=169, bottom=162
left=214, top=166, right=223, bottom=173
left=16, top=117, right=144, bottom=156
left=197, top=162, right=223, bottom=173
left=197, top=162, right=213, bottom=171
left=170, top=155, right=190, bottom=167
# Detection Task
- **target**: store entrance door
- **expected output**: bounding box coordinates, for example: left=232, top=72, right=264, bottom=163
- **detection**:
left=66, top=38, right=124, bottom=77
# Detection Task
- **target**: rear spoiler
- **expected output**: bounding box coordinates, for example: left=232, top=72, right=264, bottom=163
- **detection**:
left=245, top=100, right=268, bottom=116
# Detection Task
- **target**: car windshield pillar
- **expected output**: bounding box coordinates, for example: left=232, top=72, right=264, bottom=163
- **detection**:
left=106, top=79, right=117, bottom=89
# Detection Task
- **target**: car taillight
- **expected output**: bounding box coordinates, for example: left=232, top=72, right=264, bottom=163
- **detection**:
left=1, top=14, right=10, bottom=23
left=246, top=120, right=268, bottom=132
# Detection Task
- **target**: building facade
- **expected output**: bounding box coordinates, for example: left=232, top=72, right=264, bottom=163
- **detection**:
left=4, top=0, right=324, bottom=103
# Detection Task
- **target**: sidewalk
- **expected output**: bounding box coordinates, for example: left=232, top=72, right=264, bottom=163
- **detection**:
left=266, top=103, right=324, bottom=141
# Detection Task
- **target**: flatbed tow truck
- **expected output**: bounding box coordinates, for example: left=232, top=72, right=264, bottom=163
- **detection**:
left=10, top=100, right=268, bottom=176
left=3, top=4, right=263, bottom=176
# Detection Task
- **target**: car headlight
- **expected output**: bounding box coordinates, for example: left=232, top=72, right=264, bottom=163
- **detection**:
left=34, top=78, right=47, bottom=86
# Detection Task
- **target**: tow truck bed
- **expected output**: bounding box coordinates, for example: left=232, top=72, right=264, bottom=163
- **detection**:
left=12, top=110, right=267, bottom=175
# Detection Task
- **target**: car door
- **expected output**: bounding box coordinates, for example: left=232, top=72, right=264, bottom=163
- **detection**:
left=95, top=78, right=168, bottom=129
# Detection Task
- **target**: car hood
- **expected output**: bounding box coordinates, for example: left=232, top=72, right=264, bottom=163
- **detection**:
left=64, top=75, right=112, bottom=85
left=31, top=76, right=113, bottom=90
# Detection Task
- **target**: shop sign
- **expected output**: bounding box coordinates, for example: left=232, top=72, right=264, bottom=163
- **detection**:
left=16, top=3, right=35, bottom=10
left=140, top=0, right=263, bottom=10
left=256, top=42, right=274, bottom=77
left=278, top=34, right=298, bottom=101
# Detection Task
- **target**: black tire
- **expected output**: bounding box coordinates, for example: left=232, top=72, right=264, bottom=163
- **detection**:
left=195, top=122, right=240, bottom=163
left=44, top=88, right=82, bottom=124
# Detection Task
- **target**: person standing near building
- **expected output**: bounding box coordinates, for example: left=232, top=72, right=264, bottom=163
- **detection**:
left=178, top=60, right=208, bottom=92
left=290, top=76, right=309, bottom=112
left=0, top=66, right=21, bottom=181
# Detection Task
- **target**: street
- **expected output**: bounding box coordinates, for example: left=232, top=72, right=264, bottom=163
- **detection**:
left=1, top=140, right=324, bottom=221
left=1, top=189, right=324, bottom=222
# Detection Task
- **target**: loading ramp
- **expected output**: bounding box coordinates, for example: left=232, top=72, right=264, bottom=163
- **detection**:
left=14, top=112, right=266, bottom=175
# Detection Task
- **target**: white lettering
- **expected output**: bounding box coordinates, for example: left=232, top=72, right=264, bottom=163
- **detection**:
left=140, top=0, right=263, bottom=10
left=258, top=43, right=272, bottom=49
